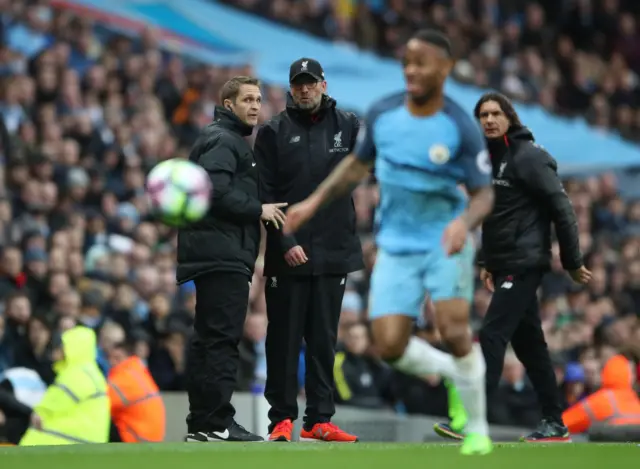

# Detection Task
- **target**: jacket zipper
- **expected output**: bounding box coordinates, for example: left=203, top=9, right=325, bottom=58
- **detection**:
left=306, top=126, right=313, bottom=272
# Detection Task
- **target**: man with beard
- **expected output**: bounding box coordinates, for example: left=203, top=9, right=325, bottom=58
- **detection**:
left=253, top=58, right=362, bottom=443
left=434, top=92, right=591, bottom=443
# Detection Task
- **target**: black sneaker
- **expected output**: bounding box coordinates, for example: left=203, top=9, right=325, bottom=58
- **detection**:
left=185, top=421, right=264, bottom=442
left=520, top=419, right=571, bottom=443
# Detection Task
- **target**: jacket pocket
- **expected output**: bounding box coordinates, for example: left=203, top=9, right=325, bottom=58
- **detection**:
left=483, top=217, right=518, bottom=251
left=242, top=224, right=259, bottom=254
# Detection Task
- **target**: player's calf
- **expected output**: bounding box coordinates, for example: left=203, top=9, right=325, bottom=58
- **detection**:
left=371, top=315, right=459, bottom=383
left=370, top=316, right=412, bottom=361
left=434, top=299, right=489, bottom=439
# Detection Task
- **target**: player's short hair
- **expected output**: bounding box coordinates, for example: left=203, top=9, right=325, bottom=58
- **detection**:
left=219, top=76, right=261, bottom=104
left=411, top=29, right=453, bottom=58
left=474, top=92, right=523, bottom=128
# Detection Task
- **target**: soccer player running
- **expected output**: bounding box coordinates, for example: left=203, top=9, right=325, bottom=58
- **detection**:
left=284, top=29, right=495, bottom=456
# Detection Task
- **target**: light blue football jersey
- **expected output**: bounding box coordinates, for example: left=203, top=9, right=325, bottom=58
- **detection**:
left=354, top=92, right=491, bottom=254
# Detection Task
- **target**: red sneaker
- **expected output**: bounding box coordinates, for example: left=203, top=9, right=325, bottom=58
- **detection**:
left=268, top=419, right=293, bottom=442
left=299, top=423, right=358, bottom=443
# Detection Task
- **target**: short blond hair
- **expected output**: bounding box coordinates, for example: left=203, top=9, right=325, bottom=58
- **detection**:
left=219, top=76, right=261, bottom=104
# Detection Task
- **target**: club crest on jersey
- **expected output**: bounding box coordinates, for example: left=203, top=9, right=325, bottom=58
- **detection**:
left=429, top=144, right=450, bottom=165
left=477, top=150, right=491, bottom=174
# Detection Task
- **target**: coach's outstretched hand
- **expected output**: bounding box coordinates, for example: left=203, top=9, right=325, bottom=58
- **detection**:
left=283, top=198, right=319, bottom=235
left=261, top=203, right=288, bottom=229
left=569, top=265, right=592, bottom=285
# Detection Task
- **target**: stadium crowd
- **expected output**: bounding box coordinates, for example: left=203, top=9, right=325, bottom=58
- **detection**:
left=0, top=0, right=639, bottom=439
left=223, top=0, right=640, bottom=144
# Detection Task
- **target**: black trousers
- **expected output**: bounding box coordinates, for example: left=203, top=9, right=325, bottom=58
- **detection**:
left=1, top=416, right=29, bottom=444
left=0, top=385, right=30, bottom=444
left=186, top=272, right=250, bottom=432
left=264, top=274, right=346, bottom=431
left=109, top=420, right=122, bottom=443
left=479, top=270, right=563, bottom=422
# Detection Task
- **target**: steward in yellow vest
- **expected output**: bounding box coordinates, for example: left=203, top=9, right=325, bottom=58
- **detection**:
left=20, top=326, right=110, bottom=445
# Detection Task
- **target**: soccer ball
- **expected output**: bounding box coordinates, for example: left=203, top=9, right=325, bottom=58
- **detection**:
left=146, top=158, right=212, bottom=227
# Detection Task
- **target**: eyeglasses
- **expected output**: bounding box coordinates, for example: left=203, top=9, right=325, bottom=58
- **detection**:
left=291, top=81, right=320, bottom=90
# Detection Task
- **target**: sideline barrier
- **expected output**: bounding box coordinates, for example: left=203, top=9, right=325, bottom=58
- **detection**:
left=162, top=392, right=590, bottom=443
left=589, top=424, right=640, bottom=442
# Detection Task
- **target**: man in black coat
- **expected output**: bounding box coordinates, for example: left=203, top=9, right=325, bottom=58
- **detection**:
left=253, top=58, right=363, bottom=442
left=434, top=92, right=591, bottom=443
left=178, top=76, right=287, bottom=443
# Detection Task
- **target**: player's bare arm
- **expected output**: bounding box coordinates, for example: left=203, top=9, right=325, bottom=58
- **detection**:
left=284, top=154, right=371, bottom=234
left=312, top=154, right=371, bottom=207
left=443, top=186, right=494, bottom=256
left=461, top=186, right=494, bottom=230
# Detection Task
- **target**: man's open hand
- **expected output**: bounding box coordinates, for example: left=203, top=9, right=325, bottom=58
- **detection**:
left=569, top=266, right=592, bottom=285
left=261, top=203, right=288, bottom=229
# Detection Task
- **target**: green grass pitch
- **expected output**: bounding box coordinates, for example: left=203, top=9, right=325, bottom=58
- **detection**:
left=1, top=442, right=637, bottom=469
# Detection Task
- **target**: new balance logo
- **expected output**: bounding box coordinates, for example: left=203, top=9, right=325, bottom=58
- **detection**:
left=501, top=275, right=514, bottom=289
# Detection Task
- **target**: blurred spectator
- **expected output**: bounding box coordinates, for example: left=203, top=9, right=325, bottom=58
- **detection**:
left=107, top=339, right=165, bottom=443
left=562, top=362, right=588, bottom=407
left=224, top=0, right=640, bottom=143
left=488, top=350, right=541, bottom=428
left=333, top=321, right=393, bottom=409
left=19, top=327, right=110, bottom=446
left=12, top=314, right=54, bottom=385
left=562, top=354, right=640, bottom=434
left=237, top=312, right=267, bottom=392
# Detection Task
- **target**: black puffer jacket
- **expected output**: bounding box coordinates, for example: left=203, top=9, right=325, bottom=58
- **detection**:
left=177, top=107, right=262, bottom=283
left=254, top=94, right=363, bottom=276
left=479, top=126, right=583, bottom=274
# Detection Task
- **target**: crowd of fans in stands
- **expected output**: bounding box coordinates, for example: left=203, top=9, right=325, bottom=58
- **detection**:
left=223, top=0, right=640, bottom=143
left=0, top=0, right=638, bottom=435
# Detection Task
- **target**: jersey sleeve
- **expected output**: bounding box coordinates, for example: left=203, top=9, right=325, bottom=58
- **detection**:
left=455, top=114, right=492, bottom=191
left=353, top=109, right=377, bottom=163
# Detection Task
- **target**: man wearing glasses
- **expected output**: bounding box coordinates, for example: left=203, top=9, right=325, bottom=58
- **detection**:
left=254, top=58, right=362, bottom=443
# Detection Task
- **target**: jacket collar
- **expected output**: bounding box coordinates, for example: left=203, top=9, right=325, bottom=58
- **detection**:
left=213, top=106, right=254, bottom=137
left=487, top=125, right=535, bottom=160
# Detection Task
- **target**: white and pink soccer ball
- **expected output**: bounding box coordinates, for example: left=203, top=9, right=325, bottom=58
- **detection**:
left=146, top=158, right=212, bottom=227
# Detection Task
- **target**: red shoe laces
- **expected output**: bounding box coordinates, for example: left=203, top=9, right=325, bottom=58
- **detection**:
left=318, top=422, right=342, bottom=433
left=276, top=420, right=293, bottom=432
